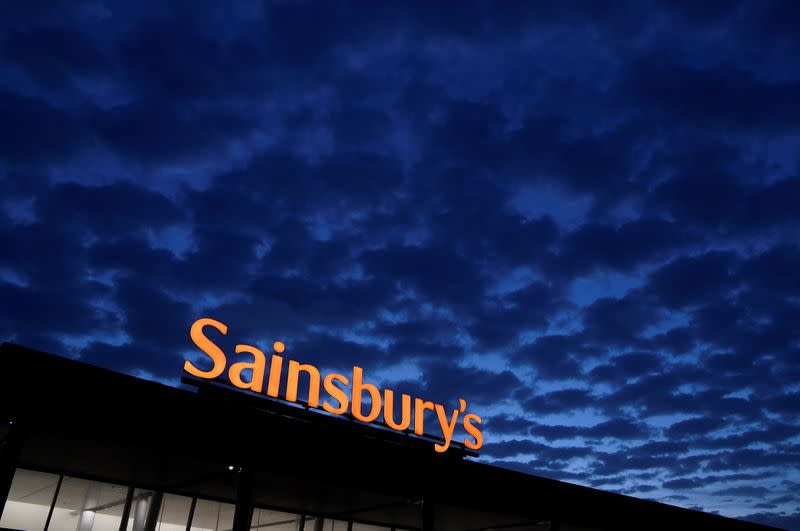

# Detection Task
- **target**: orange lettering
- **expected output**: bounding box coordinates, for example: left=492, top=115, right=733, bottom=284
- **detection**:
left=185, top=318, right=228, bottom=379
left=286, top=360, right=321, bottom=407
left=433, top=399, right=465, bottom=453
left=267, top=341, right=285, bottom=397
left=383, top=390, right=412, bottom=431
left=228, top=344, right=266, bottom=392
left=463, top=413, right=483, bottom=450
left=322, top=373, right=349, bottom=415
left=414, top=398, right=435, bottom=435
left=351, top=366, right=381, bottom=422
left=185, top=323, right=485, bottom=453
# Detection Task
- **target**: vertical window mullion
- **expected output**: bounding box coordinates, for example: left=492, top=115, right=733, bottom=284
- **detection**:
left=42, top=474, right=64, bottom=531
left=185, top=497, right=197, bottom=531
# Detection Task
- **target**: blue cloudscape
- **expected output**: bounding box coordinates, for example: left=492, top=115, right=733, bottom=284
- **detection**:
left=1, top=1, right=799, bottom=528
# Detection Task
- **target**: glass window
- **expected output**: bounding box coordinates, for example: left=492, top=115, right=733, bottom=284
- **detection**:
left=125, top=491, right=193, bottom=531
left=250, top=508, right=303, bottom=531
left=0, top=468, right=61, bottom=531
left=1, top=470, right=234, bottom=531
left=47, top=477, right=128, bottom=531
left=124, top=489, right=149, bottom=531
left=189, top=499, right=234, bottom=531
left=351, top=524, right=389, bottom=531
left=156, top=493, right=194, bottom=531
left=325, top=520, right=349, bottom=531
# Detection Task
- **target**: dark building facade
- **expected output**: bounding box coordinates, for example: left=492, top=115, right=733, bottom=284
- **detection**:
left=0, top=343, right=780, bottom=531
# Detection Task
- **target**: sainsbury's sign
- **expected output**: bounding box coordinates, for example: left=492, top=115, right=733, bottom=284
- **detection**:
left=184, top=318, right=484, bottom=453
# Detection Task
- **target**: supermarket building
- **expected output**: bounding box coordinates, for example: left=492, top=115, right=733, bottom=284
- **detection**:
left=0, top=342, right=779, bottom=531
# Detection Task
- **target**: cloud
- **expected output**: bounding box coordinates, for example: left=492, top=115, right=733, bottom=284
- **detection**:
left=1, top=0, right=799, bottom=524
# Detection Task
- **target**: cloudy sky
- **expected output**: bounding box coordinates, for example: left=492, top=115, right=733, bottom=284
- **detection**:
left=1, top=1, right=799, bottom=528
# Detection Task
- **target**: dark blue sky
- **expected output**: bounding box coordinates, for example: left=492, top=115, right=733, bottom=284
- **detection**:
left=1, top=1, right=799, bottom=528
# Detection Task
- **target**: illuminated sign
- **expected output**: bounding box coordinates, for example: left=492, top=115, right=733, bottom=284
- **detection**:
left=184, top=318, right=483, bottom=453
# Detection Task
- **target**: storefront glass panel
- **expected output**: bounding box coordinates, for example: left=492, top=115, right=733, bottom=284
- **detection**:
left=323, top=519, right=349, bottom=531
left=351, top=524, right=389, bottom=531
left=189, top=498, right=234, bottom=531
left=124, top=491, right=193, bottom=531
left=0, top=468, right=61, bottom=531
left=3, top=469, right=402, bottom=531
left=250, top=508, right=303, bottom=531
left=47, top=477, right=128, bottom=531
left=156, top=493, right=194, bottom=531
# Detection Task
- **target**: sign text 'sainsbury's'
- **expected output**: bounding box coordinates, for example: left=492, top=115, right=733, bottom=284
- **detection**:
left=185, top=318, right=483, bottom=453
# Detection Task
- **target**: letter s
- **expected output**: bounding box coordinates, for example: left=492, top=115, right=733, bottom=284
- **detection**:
left=463, top=413, right=483, bottom=450
left=322, top=373, right=350, bottom=415
left=185, top=318, right=228, bottom=379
